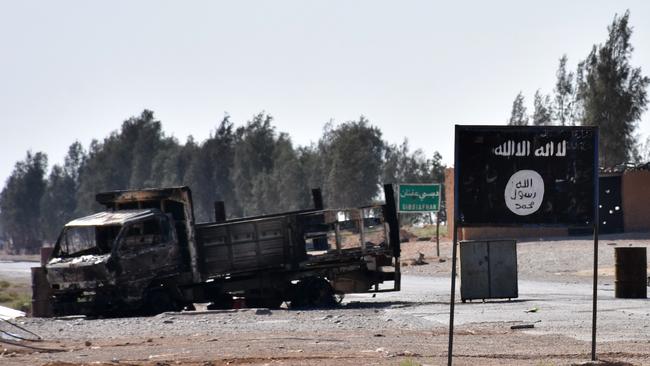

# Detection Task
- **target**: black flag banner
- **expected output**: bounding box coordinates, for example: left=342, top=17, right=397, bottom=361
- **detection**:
left=455, top=125, right=597, bottom=226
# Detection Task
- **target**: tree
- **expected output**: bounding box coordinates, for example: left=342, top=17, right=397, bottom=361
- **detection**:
left=532, top=90, right=554, bottom=126
left=576, top=10, right=649, bottom=166
left=40, top=165, right=76, bottom=242
left=75, top=110, right=170, bottom=214
left=0, top=151, right=48, bottom=253
left=319, top=117, right=384, bottom=208
left=508, top=92, right=529, bottom=126
left=40, top=142, right=86, bottom=242
left=553, top=55, right=575, bottom=126
left=185, top=116, right=238, bottom=221
left=382, top=139, right=442, bottom=184
left=231, top=113, right=280, bottom=216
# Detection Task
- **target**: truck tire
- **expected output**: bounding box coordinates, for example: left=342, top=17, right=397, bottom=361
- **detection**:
left=247, top=293, right=283, bottom=309
left=142, top=288, right=181, bottom=316
left=290, top=278, right=336, bottom=308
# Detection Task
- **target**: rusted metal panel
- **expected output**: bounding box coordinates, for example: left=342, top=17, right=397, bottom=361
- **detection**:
left=65, top=210, right=154, bottom=227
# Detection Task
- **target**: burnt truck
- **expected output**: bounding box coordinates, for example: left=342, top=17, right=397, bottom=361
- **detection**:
left=44, top=185, right=401, bottom=316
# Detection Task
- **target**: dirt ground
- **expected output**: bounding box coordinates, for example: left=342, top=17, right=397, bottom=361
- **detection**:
left=1, top=232, right=650, bottom=366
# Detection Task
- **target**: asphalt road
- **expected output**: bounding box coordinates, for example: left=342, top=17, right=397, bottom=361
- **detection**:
left=0, top=260, right=35, bottom=281
left=346, top=274, right=650, bottom=343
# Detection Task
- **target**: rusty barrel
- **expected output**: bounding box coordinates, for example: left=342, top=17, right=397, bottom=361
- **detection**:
left=614, top=247, right=647, bottom=299
left=31, top=267, right=53, bottom=317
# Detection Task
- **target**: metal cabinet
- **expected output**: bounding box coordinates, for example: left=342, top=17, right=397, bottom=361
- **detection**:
left=459, top=240, right=518, bottom=302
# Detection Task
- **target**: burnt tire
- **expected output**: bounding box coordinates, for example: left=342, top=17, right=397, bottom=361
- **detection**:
left=247, top=293, right=283, bottom=309
left=290, top=278, right=337, bottom=309
left=142, top=288, right=181, bottom=316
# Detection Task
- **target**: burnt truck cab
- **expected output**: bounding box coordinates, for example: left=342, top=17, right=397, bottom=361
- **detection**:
left=46, top=188, right=198, bottom=316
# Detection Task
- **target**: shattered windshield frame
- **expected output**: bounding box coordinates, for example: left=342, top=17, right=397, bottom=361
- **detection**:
left=56, top=225, right=121, bottom=258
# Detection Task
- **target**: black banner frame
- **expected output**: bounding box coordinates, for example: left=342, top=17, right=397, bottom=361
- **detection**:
left=447, top=125, right=600, bottom=365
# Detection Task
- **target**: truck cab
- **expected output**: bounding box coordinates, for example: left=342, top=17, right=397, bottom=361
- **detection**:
left=46, top=188, right=197, bottom=316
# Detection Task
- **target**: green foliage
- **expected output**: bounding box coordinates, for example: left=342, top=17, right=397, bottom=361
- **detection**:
left=320, top=117, right=385, bottom=208
left=75, top=110, right=168, bottom=214
left=532, top=90, right=553, bottom=126
left=508, top=92, right=529, bottom=126
left=0, top=151, right=48, bottom=253
left=576, top=10, right=649, bottom=166
left=40, top=142, right=86, bottom=242
left=0, top=280, right=31, bottom=313
left=398, top=359, right=421, bottom=366
left=553, top=55, right=576, bottom=126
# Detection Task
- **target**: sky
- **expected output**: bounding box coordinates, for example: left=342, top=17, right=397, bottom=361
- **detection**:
left=1, top=1, right=649, bottom=187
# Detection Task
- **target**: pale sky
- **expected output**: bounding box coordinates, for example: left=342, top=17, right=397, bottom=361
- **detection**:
left=1, top=1, right=649, bottom=186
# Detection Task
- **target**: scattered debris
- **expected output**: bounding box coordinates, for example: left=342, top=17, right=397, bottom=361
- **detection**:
left=525, top=307, right=539, bottom=313
left=0, top=305, right=25, bottom=321
left=409, top=252, right=428, bottom=266
left=54, top=315, right=86, bottom=321
left=511, top=323, right=535, bottom=330
left=254, top=308, right=271, bottom=315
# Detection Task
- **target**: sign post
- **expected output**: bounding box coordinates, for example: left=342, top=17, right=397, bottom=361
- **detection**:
left=449, top=125, right=598, bottom=365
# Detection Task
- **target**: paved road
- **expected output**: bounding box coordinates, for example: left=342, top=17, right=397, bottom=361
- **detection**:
left=0, top=261, right=35, bottom=280
left=346, top=275, right=650, bottom=343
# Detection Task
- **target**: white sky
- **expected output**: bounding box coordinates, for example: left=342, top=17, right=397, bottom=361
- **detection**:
left=1, top=1, right=649, bottom=186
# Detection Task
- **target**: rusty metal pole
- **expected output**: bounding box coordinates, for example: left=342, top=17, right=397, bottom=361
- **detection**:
left=591, top=131, right=599, bottom=362
left=436, top=211, right=440, bottom=258
left=447, top=132, right=460, bottom=366
left=447, top=222, right=458, bottom=366
left=591, top=221, right=599, bottom=361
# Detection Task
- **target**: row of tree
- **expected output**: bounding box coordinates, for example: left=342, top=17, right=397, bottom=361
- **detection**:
left=0, top=112, right=445, bottom=253
left=508, top=11, right=649, bottom=167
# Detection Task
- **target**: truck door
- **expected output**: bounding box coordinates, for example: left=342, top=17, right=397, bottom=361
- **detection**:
left=116, top=215, right=181, bottom=283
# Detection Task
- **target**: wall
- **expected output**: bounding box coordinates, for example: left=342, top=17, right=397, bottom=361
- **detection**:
left=622, top=170, right=650, bottom=232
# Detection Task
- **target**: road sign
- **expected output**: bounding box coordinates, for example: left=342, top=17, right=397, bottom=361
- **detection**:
left=398, top=183, right=440, bottom=212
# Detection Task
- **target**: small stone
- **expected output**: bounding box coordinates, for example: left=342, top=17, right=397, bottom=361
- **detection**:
left=84, top=341, right=92, bottom=347
left=163, top=320, right=174, bottom=324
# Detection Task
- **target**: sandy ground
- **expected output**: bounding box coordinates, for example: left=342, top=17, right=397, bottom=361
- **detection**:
left=1, top=233, right=649, bottom=366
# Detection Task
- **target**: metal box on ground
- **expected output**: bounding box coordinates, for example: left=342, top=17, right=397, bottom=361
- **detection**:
left=460, top=240, right=518, bottom=302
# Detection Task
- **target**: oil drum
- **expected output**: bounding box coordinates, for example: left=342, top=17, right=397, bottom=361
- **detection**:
left=614, top=247, right=647, bottom=299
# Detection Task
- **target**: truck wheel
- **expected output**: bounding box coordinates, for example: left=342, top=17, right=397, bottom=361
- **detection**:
left=143, top=289, right=180, bottom=316
left=290, top=278, right=336, bottom=308
left=247, top=293, right=283, bottom=309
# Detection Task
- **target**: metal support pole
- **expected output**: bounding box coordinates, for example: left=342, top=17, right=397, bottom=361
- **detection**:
left=447, top=222, right=458, bottom=366
left=436, top=212, right=441, bottom=257
left=591, top=129, right=599, bottom=362
left=591, top=222, right=599, bottom=361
